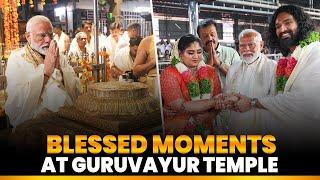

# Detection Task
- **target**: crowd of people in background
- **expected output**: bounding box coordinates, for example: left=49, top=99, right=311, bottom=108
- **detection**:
left=160, top=5, right=320, bottom=150
left=49, top=19, right=157, bottom=83
left=3, top=14, right=158, bottom=128
left=3, top=4, right=319, bottom=150
left=156, top=39, right=173, bottom=60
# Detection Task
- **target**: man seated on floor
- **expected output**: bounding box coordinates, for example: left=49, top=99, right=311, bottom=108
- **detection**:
left=5, top=15, right=81, bottom=128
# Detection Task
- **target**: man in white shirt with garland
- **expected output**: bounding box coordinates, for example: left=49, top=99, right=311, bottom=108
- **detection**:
left=232, top=5, right=320, bottom=148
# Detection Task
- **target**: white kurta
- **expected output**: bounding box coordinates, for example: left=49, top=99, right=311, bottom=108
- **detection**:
left=68, top=44, right=93, bottom=60
left=225, top=53, right=277, bottom=134
left=116, top=31, right=130, bottom=51
left=53, top=32, right=70, bottom=53
left=105, top=35, right=119, bottom=63
left=113, top=46, right=134, bottom=72
left=259, top=41, right=320, bottom=147
left=5, top=48, right=81, bottom=127
left=88, top=33, right=109, bottom=51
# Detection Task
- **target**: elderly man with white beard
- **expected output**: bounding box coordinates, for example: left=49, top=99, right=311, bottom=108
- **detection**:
left=224, top=29, right=277, bottom=134
left=5, top=15, right=80, bottom=128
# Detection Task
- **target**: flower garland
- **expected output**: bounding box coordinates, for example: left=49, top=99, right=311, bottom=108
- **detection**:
left=276, top=31, right=320, bottom=93
left=2, top=0, right=20, bottom=56
left=80, top=58, right=94, bottom=93
left=171, top=56, right=212, bottom=101
left=276, top=56, right=297, bottom=93
left=99, top=50, right=110, bottom=81
left=299, top=31, right=320, bottom=48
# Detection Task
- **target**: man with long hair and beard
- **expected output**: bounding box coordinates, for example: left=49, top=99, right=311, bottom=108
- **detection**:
left=228, top=5, right=320, bottom=150
left=269, top=5, right=316, bottom=57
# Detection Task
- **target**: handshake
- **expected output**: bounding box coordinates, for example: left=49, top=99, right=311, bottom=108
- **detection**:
left=211, top=93, right=254, bottom=113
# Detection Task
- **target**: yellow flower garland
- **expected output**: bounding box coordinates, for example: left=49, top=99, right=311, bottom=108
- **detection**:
left=1, top=0, right=59, bottom=57
left=2, top=0, right=20, bottom=56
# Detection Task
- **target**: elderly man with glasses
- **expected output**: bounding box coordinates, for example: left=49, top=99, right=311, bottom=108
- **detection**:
left=68, top=32, right=93, bottom=62
left=5, top=15, right=81, bottom=128
left=224, top=29, right=277, bottom=134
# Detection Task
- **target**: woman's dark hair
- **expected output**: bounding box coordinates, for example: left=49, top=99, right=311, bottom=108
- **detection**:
left=178, top=34, right=203, bottom=52
left=269, top=5, right=315, bottom=54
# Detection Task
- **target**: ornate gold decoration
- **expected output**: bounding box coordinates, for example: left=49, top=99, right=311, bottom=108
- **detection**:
left=58, top=81, right=161, bottom=134
left=79, top=57, right=94, bottom=92
left=75, top=82, right=159, bottom=116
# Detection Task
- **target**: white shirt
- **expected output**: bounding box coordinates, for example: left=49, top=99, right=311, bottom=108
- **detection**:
left=68, top=42, right=93, bottom=58
left=53, top=31, right=70, bottom=53
left=116, top=31, right=130, bottom=51
left=114, top=46, right=134, bottom=72
left=105, top=34, right=119, bottom=63
left=89, top=33, right=109, bottom=51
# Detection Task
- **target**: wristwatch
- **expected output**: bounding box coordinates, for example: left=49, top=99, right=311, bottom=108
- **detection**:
left=250, top=98, right=258, bottom=108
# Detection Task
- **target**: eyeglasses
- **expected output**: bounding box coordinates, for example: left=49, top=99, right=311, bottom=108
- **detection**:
left=239, top=42, right=256, bottom=49
left=78, top=37, right=87, bottom=41
left=34, top=32, right=54, bottom=41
